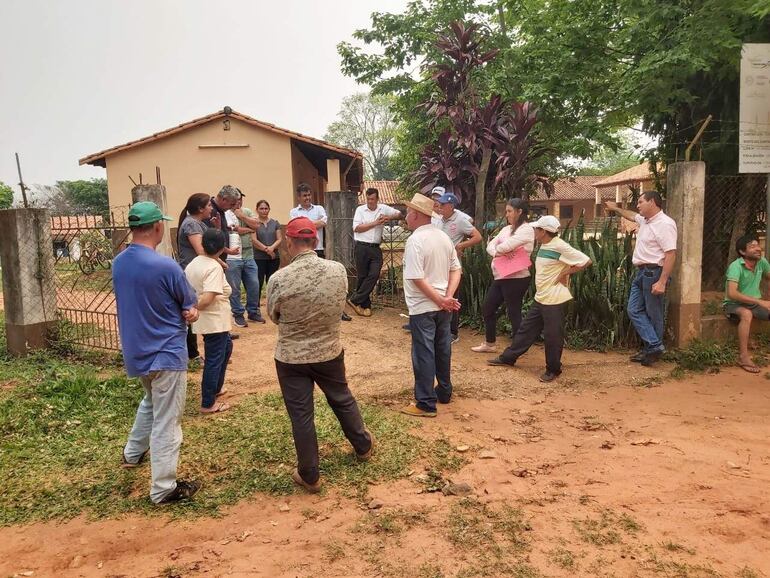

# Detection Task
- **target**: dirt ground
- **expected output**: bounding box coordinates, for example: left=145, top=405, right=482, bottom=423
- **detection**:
left=1, top=306, right=769, bottom=578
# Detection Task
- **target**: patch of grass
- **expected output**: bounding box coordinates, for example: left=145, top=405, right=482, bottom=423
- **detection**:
left=572, top=509, right=641, bottom=546
left=355, top=506, right=429, bottom=535
left=448, top=498, right=532, bottom=555
left=737, top=568, right=760, bottom=578
left=666, top=339, right=738, bottom=374
left=547, top=546, right=577, bottom=569
left=323, top=539, right=345, bottom=562
left=418, top=564, right=445, bottom=578
left=661, top=541, right=695, bottom=555
left=0, top=354, right=444, bottom=525
left=641, top=553, right=720, bottom=577
left=428, top=436, right=466, bottom=472
left=301, top=507, right=319, bottom=520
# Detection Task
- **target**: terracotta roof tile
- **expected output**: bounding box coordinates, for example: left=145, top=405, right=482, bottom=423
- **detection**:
left=531, top=176, right=604, bottom=201
left=359, top=181, right=403, bottom=205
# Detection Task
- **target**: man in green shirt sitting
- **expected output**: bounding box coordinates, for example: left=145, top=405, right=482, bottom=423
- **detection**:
left=724, top=234, right=770, bottom=373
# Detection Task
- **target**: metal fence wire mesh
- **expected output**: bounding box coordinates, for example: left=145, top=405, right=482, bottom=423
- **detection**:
left=327, top=216, right=412, bottom=308
left=51, top=208, right=131, bottom=350
left=701, top=175, right=768, bottom=292
left=373, top=222, right=411, bottom=308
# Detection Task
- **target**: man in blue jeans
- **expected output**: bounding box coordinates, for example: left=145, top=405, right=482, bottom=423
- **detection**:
left=605, top=191, right=677, bottom=366
left=224, top=193, right=264, bottom=327
left=400, top=193, right=461, bottom=418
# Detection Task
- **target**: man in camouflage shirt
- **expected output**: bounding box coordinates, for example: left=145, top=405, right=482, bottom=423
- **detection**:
left=267, top=217, right=374, bottom=493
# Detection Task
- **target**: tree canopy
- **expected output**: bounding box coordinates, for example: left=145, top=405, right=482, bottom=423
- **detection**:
left=0, top=181, right=13, bottom=209
left=55, top=179, right=109, bottom=216
left=324, top=93, right=399, bottom=180
left=338, top=0, right=770, bottom=177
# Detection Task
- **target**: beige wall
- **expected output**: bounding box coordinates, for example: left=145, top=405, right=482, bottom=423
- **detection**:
left=104, top=118, right=296, bottom=226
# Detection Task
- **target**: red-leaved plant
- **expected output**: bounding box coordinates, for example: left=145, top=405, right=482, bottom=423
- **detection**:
left=412, top=21, right=552, bottom=220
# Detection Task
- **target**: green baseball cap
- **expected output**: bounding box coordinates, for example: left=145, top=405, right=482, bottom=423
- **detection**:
left=128, top=201, right=172, bottom=226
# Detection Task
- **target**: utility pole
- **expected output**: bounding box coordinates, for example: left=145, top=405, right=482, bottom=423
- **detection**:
left=15, top=152, right=30, bottom=208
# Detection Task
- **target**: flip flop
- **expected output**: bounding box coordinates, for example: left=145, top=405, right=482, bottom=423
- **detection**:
left=738, top=363, right=761, bottom=374
left=200, top=402, right=231, bottom=414
left=216, top=389, right=228, bottom=397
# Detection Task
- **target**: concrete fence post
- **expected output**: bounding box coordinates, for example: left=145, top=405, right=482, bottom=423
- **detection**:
left=666, top=161, right=706, bottom=347
left=325, top=191, right=358, bottom=290
left=0, top=208, right=58, bottom=355
left=131, top=184, right=173, bottom=257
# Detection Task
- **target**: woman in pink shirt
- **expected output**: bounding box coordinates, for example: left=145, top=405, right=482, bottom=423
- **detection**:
left=471, top=198, right=535, bottom=353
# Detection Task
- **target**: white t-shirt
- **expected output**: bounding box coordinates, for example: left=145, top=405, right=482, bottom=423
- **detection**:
left=352, top=203, right=402, bottom=244
left=632, top=211, right=677, bottom=266
left=185, top=255, right=233, bottom=334
left=225, top=210, right=242, bottom=259
left=403, top=224, right=462, bottom=315
left=289, top=204, right=327, bottom=249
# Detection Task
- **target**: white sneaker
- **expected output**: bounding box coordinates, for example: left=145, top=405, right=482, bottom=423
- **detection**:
left=471, top=342, right=497, bottom=353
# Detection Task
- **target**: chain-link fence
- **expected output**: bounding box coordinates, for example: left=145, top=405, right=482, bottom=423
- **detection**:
left=52, top=208, right=131, bottom=350
left=701, top=175, right=767, bottom=293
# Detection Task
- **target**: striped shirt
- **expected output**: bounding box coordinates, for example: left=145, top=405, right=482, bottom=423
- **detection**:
left=534, top=237, right=590, bottom=305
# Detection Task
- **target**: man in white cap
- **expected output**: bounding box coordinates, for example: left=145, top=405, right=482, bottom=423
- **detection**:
left=400, top=193, right=462, bottom=417
left=488, top=215, right=591, bottom=382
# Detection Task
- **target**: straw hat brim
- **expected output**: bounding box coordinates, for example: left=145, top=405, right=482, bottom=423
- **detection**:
left=404, top=200, right=433, bottom=217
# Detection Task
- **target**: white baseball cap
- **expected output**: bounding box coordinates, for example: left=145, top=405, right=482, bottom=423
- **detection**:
left=430, top=186, right=446, bottom=197
left=532, top=215, right=560, bottom=233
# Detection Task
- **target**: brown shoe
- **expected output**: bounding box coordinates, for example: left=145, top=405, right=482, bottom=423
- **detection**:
left=362, top=308, right=372, bottom=317
left=292, top=468, right=321, bottom=494
left=347, top=299, right=366, bottom=316
left=356, top=428, right=376, bottom=462
left=400, top=403, right=437, bottom=418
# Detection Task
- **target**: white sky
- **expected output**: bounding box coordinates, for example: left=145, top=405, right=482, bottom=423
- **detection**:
left=0, top=0, right=408, bottom=199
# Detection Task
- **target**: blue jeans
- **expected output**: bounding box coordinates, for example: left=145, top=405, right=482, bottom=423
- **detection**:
left=410, top=310, right=453, bottom=412
left=225, top=258, right=261, bottom=316
left=201, top=332, right=232, bottom=408
left=627, top=267, right=667, bottom=352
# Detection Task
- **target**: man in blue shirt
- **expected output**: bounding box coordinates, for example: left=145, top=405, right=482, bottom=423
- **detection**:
left=113, top=201, right=201, bottom=504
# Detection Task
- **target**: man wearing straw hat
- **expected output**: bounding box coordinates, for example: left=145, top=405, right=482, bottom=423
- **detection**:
left=400, top=194, right=462, bottom=418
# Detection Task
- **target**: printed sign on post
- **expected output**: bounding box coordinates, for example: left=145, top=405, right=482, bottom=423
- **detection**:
left=740, top=44, right=770, bottom=173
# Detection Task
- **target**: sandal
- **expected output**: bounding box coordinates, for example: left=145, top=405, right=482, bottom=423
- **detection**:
left=738, top=363, right=761, bottom=374
left=216, top=389, right=228, bottom=397
left=200, top=402, right=231, bottom=414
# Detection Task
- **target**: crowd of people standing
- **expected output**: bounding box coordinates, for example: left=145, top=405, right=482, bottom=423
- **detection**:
left=112, top=181, right=688, bottom=503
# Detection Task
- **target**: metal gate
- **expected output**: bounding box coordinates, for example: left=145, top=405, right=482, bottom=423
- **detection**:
left=52, top=209, right=131, bottom=351
left=374, top=223, right=411, bottom=307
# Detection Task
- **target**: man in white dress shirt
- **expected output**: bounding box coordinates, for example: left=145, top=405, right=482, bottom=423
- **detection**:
left=290, top=183, right=328, bottom=257
left=348, top=188, right=404, bottom=316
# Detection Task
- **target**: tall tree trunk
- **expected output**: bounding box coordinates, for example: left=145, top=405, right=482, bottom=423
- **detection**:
left=475, top=147, right=493, bottom=222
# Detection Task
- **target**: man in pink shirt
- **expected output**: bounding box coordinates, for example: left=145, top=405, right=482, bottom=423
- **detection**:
left=605, top=191, right=677, bottom=366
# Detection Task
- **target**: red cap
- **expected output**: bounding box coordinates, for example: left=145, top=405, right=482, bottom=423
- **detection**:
left=285, top=216, right=317, bottom=239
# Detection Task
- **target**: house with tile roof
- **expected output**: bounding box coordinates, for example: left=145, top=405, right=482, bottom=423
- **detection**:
left=79, top=107, right=364, bottom=225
